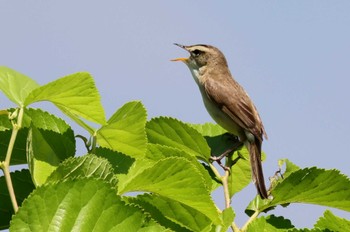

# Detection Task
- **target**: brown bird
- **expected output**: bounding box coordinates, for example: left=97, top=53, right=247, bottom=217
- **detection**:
left=172, top=44, right=268, bottom=199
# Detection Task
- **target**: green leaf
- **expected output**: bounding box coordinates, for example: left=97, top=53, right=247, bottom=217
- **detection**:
left=10, top=179, right=151, bottom=232
left=246, top=160, right=350, bottom=216
left=278, top=158, right=300, bottom=179
left=314, top=210, right=350, bottom=231
left=0, top=66, right=40, bottom=106
left=95, top=147, right=135, bottom=175
left=220, top=207, right=235, bottom=232
left=190, top=122, right=227, bottom=136
left=118, top=157, right=221, bottom=225
left=246, top=215, right=294, bottom=232
left=0, top=110, right=12, bottom=131
left=26, top=109, right=75, bottom=186
left=47, top=155, right=117, bottom=186
left=127, top=194, right=212, bottom=232
left=27, top=126, right=60, bottom=185
left=24, top=72, right=106, bottom=128
left=228, top=147, right=252, bottom=198
left=271, top=167, right=350, bottom=211
left=269, top=159, right=301, bottom=190
left=97, top=101, right=147, bottom=159
left=0, top=169, right=35, bottom=230
left=227, top=147, right=267, bottom=198
left=190, top=122, right=241, bottom=157
left=145, top=144, right=213, bottom=190
left=0, top=108, right=75, bottom=166
left=146, top=117, right=211, bottom=161
left=0, top=127, right=28, bottom=165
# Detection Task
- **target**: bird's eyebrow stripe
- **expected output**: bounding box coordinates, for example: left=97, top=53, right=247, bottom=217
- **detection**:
left=188, top=45, right=211, bottom=52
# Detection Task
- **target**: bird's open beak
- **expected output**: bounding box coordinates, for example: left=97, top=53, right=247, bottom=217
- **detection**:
left=172, top=43, right=189, bottom=62
left=171, top=57, right=188, bottom=62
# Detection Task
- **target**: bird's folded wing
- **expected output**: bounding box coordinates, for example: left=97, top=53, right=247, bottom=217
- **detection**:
left=204, top=76, right=266, bottom=140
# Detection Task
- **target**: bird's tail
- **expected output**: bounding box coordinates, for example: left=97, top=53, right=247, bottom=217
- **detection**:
left=246, top=140, right=268, bottom=199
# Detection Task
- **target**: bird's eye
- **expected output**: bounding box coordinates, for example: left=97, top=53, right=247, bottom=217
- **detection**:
left=192, top=49, right=202, bottom=56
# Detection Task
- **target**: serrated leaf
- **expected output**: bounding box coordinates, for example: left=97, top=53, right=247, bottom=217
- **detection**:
left=95, top=147, right=135, bottom=175
left=118, top=157, right=221, bottom=225
left=246, top=163, right=350, bottom=216
left=127, top=194, right=212, bottom=232
left=0, top=169, right=35, bottom=230
left=0, top=108, right=75, bottom=166
left=0, top=110, right=12, bottom=131
left=0, top=66, right=40, bottom=106
left=314, top=210, right=350, bottom=231
left=146, top=144, right=213, bottom=190
left=189, top=122, right=227, bottom=136
left=191, top=122, right=241, bottom=158
left=25, top=108, right=75, bottom=135
left=24, top=72, right=106, bottom=127
left=47, top=155, right=117, bottom=186
left=219, top=207, right=235, bottom=232
left=0, top=128, right=28, bottom=165
left=279, top=159, right=301, bottom=179
left=55, top=105, right=96, bottom=134
left=97, top=101, right=147, bottom=159
left=146, top=117, right=211, bottom=161
left=10, top=179, right=150, bottom=232
left=26, top=110, right=76, bottom=186
left=27, top=126, right=60, bottom=185
left=271, top=168, right=350, bottom=210
left=247, top=215, right=294, bottom=232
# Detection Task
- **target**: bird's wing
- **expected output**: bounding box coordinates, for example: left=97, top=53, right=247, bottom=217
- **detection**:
left=203, top=75, right=267, bottom=140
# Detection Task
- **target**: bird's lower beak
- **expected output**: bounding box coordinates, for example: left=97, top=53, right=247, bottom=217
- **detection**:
left=171, top=57, right=189, bottom=62
left=172, top=43, right=189, bottom=63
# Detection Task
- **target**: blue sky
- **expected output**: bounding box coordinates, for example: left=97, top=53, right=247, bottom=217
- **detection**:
left=1, top=1, right=350, bottom=229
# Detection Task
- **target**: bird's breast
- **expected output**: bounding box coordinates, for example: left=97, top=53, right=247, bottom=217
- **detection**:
left=200, top=91, right=243, bottom=138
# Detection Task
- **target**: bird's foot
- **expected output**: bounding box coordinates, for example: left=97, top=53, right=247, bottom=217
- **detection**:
left=210, top=147, right=236, bottom=171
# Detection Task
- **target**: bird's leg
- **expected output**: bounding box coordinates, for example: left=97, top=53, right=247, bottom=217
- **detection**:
left=210, top=147, right=235, bottom=171
left=210, top=147, right=235, bottom=162
left=210, top=141, right=243, bottom=171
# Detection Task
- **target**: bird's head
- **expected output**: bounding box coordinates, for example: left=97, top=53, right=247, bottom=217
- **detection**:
left=172, top=43, right=228, bottom=69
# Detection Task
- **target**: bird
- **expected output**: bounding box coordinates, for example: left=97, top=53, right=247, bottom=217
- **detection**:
left=172, top=43, right=269, bottom=199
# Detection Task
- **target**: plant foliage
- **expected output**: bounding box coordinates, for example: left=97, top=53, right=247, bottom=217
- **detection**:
left=0, top=66, right=349, bottom=231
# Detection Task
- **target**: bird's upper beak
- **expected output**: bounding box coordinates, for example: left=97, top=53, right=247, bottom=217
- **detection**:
left=171, top=43, right=189, bottom=63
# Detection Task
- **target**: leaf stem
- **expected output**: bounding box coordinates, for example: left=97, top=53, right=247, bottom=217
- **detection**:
left=91, top=132, right=97, bottom=154
left=0, top=107, right=24, bottom=212
left=241, top=210, right=259, bottom=231
left=209, top=163, right=222, bottom=183
left=231, top=222, right=240, bottom=232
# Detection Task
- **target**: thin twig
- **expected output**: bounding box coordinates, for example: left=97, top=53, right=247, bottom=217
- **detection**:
left=222, top=169, right=231, bottom=209
left=231, top=222, right=240, bottom=232
left=2, top=165, right=18, bottom=211
left=0, top=107, right=24, bottom=212
left=208, top=163, right=222, bottom=183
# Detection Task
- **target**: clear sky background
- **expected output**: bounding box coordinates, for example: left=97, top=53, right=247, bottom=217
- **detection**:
left=1, top=1, right=350, bottom=229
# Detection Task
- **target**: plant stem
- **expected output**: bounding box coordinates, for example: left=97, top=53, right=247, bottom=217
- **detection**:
left=0, top=107, right=24, bottom=212
left=209, top=163, right=222, bottom=183
left=1, top=163, right=18, bottom=211
left=241, top=210, right=260, bottom=231
left=222, top=169, right=231, bottom=209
